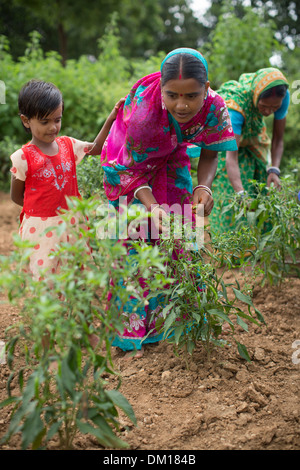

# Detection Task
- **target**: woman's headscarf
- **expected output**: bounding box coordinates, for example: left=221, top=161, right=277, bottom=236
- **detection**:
left=101, top=48, right=237, bottom=202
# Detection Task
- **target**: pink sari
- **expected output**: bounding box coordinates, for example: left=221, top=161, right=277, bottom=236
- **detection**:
left=101, top=72, right=236, bottom=207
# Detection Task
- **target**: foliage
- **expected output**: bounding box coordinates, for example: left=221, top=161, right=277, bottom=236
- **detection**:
left=0, top=136, right=20, bottom=191
left=224, top=176, right=300, bottom=285
left=0, top=197, right=168, bottom=449
left=150, top=174, right=299, bottom=365
left=248, top=0, right=300, bottom=47
left=149, top=215, right=265, bottom=366
left=207, top=0, right=300, bottom=49
left=206, top=2, right=281, bottom=88
left=0, top=27, right=162, bottom=192
left=0, top=0, right=202, bottom=62
left=0, top=176, right=298, bottom=448
left=0, top=28, right=131, bottom=145
left=76, top=155, right=104, bottom=199
left=1, top=10, right=299, bottom=192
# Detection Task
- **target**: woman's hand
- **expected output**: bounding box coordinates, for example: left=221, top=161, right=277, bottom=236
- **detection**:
left=192, top=188, right=214, bottom=216
left=151, top=205, right=169, bottom=234
left=267, top=172, right=281, bottom=189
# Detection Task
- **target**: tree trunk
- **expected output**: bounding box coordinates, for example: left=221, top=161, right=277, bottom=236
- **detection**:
left=58, top=21, right=67, bottom=66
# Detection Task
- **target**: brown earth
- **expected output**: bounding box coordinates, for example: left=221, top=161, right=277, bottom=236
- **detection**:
left=0, top=191, right=299, bottom=451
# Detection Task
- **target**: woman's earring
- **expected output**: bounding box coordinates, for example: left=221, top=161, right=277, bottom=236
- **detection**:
left=161, top=92, right=166, bottom=110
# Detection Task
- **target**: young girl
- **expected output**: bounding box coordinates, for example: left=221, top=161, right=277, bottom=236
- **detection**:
left=10, top=79, right=122, bottom=279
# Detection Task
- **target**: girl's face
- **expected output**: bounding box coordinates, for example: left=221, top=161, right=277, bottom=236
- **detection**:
left=161, top=78, right=209, bottom=123
left=257, top=95, right=283, bottom=117
left=21, top=104, right=63, bottom=147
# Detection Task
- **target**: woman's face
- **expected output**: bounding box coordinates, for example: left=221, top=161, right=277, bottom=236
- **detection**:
left=161, top=78, right=209, bottom=123
left=257, top=95, right=283, bottom=117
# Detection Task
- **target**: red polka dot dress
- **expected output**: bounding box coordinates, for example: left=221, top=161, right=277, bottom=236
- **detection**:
left=10, top=136, right=90, bottom=279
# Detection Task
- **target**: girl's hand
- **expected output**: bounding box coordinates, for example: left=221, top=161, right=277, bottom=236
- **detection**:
left=108, top=97, right=126, bottom=121
left=192, top=188, right=214, bottom=216
left=84, top=141, right=100, bottom=155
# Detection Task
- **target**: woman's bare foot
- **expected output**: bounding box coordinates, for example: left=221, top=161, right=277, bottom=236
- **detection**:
left=222, top=322, right=232, bottom=335
left=48, top=359, right=58, bottom=372
left=88, top=333, right=99, bottom=350
left=124, top=346, right=144, bottom=360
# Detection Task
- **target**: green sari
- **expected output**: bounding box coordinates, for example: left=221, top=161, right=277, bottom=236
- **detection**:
left=209, top=68, right=289, bottom=233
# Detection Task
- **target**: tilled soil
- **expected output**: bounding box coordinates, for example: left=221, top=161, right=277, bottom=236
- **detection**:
left=0, top=191, right=299, bottom=451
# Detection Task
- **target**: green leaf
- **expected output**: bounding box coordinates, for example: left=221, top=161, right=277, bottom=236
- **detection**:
left=174, top=325, right=184, bottom=344
left=76, top=419, right=128, bottom=449
left=232, top=288, right=253, bottom=306
left=236, top=316, right=248, bottom=332
left=162, top=309, right=177, bottom=333
left=60, top=356, right=77, bottom=395
left=207, top=309, right=233, bottom=325
left=161, top=303, right=173, bottom=318
left=21, top=404, right=45, bottom=449
left=254, top=307, right=266, bottom=324
left=105, top=389, right=137, bottom=426
left=46, top=420, right=63, bottom=441
left=0, top=396, right=19, bottom=409
left=236, top=341, right=251, bottom=362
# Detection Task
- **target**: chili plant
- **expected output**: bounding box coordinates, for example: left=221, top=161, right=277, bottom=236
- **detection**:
left=149, top=215, right=264, bottom=366
left=0, top=197, right=168, bottom=449
left=227, top=176, right=300, bottom=284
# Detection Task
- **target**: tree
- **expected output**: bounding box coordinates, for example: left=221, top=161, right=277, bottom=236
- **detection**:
left=11, top=0, right=121, bottom=64
left=248, top=0, right=300, bottom=47
left=0, top=0, right=205, bottom=62
left=0, top=0, right=59, bottom=59
left=207, top=0, right=300, bottom=48
left=206, top=2, right=281, bottom=88
left=155, top=0, right=210, bottom=54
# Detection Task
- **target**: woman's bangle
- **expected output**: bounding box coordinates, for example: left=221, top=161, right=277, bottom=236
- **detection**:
left=150, top=204, right=161, bottom=214
left=193, top=185, right=212, bottom=196
left=236, top=190, right=246, bottom=196
left=267, top=166, right=280, bottom=176
left=133, top=185, right=152, bottom=199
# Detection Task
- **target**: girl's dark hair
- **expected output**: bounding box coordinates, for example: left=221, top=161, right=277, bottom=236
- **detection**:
left=259, top=84, right=288, bottom=100
left=161, top=53, right=207, bottom=87
left=18, top=79, right=64, bottom=133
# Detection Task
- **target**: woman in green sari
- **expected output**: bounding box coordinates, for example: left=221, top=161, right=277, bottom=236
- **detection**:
left=209, top=67, right=290, bottom=233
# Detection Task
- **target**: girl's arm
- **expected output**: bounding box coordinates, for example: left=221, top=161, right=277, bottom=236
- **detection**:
left=10, top=149, right=27, bottom=206
left=86, top=98, right=126, bottom=156
left=11, top=175, right=25, bottom=207
left=192, top=148, right=218, bottom=216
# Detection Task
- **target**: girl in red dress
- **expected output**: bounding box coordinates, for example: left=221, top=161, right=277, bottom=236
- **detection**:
left=10, top=79, right=122, bottom=279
